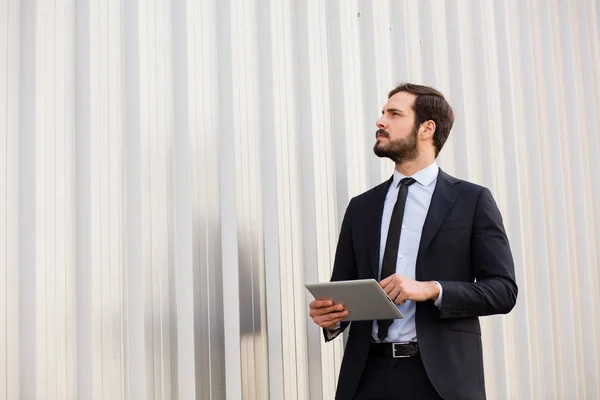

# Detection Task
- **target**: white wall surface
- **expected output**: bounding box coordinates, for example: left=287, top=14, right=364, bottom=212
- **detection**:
left=1, top=0, right=600, bottom=399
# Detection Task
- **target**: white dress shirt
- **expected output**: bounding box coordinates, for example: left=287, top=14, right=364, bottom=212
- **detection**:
left=372, top=162, right=442, bottom=343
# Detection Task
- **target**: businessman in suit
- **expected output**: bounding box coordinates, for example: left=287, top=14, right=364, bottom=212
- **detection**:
left=309, top=83, right=518, bottom=399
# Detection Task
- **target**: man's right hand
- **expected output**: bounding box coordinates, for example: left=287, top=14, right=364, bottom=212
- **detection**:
left=309, top=299, right=349, bottom=330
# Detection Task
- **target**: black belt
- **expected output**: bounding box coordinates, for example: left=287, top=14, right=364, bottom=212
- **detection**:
left=370, top=342, right=419, bottom=358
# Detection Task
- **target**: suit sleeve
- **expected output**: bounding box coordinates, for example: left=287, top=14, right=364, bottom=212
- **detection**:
left=322, top=198, right=358, bottom=342
left=438, top=188, right=518, bottom=319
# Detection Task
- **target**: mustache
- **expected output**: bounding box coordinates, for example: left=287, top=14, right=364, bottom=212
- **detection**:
left=376, top=129, right=390, bottom=138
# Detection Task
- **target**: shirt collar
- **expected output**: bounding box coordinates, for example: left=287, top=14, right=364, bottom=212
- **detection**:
left=392, top=162, right=439, bottom=188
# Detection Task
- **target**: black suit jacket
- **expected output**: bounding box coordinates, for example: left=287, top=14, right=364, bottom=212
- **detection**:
left=325, top=169, right=518, bottom=400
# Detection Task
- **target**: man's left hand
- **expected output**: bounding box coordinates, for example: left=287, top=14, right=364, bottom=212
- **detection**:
left=380, top=274, right=440, bottom=305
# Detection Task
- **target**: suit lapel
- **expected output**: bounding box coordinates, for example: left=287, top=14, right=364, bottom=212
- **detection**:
left=367, top=177, right=393, bottom=278
left=418, top=169, right=461, bottom=255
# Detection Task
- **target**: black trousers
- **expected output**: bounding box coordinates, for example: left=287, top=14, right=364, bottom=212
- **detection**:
left=353, top=352, right=443, bottom=400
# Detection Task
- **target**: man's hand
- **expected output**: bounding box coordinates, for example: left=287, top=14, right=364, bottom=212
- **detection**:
left=380, top=274, right=440, bottom=305
left=309, top=299, right=349, bottom=330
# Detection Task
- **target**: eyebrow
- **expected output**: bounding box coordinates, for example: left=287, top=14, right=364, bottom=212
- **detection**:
left=382, top=108, right=404, bottom=114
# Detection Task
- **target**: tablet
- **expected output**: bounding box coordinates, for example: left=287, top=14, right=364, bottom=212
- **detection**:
left=305, top=279, right=403, bottom=321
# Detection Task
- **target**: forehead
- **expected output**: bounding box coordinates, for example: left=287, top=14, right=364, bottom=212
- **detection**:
left=384, top=91, right=417, bottom=113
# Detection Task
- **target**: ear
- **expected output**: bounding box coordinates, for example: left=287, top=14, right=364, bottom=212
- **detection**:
left=420, top=120, right=436, bottom=139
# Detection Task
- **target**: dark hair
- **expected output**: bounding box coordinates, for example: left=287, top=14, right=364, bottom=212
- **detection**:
left=388, top=83, right=454, bottom=157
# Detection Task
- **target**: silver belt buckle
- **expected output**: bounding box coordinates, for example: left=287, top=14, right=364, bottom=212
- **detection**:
left=392, top=342, right=411, bottom=358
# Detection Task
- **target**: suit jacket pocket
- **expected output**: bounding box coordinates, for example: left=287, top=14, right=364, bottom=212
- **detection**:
left=449, top=318, right=481, bottom=335
left=434, top=220, right=470, bottom=249
left=439, top=219, right=468, bottom=230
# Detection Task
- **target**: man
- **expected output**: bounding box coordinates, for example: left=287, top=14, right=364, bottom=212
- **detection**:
left=309, top=83, right=518, bottom=400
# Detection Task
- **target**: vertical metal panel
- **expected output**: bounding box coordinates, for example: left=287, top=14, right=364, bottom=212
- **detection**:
left=122, top=0, right=146, bottom=399
left=74, top=0, right=92, bottom=396
left=256, top=1, right=285, bottom=399
left=269, top=1, right=309, bottom=399
left=1, top=1, right=600, bottom=399
left=1, top=0, right=20, bottom=399
left=170, top=1, right=196, bottom=399
left=0, top=0, right=7, bottom=391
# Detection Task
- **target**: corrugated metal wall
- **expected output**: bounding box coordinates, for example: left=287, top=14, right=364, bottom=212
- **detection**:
left=2, top=0, right=600, bottom=399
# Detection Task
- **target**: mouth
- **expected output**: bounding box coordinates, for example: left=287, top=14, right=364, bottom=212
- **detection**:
left=376, top=129, right=389, bottom=140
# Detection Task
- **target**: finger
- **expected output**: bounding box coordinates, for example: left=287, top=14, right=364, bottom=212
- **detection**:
left=380, top=275, right=392, bottom=287
left=388, top=287, right=401, bottom=302
left=381, top=274, right=403, bottom=290
left=311, top=299, right=334, bottom=309
left=310, top=308, right=330, bottom=318
left=315, top=310, right=348, bottom=324
left=310, top=304, right=345, bottom=318
left=325, top=316, right=348, bottom=327
left=396, top=292, right=408, bottom=305
left=310, top=307, right=324, bottom=318
left=324, top=310, right=349, bottom=322
left=382, top=282, right=395, bottom=296
left=316, top=316, right=344, bottom=329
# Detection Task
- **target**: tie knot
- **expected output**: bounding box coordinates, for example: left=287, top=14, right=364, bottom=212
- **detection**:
left=400, top=177, right=416, bottom=187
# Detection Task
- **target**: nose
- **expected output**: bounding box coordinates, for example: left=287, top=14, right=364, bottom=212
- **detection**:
left=376, top=115, right=386, bottom=129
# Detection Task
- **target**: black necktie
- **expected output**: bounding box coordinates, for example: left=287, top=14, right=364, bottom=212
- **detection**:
left=378, top=177, right=416, bottom=341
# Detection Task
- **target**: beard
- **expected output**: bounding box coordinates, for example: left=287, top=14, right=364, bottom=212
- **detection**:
left=373, top=125, right=419, bottom=164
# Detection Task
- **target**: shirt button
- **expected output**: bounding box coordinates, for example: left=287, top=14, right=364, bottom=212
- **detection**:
left=398, top=254, right=404, bottom=259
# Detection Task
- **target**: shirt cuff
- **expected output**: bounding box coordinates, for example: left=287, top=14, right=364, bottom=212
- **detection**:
left=433, top=281, right=443, bottom=309
left=325, top=323, right=343, bottom=340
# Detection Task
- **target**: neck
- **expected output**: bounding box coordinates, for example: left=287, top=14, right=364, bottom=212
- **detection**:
left=395, top=156, right=435, bottom=176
